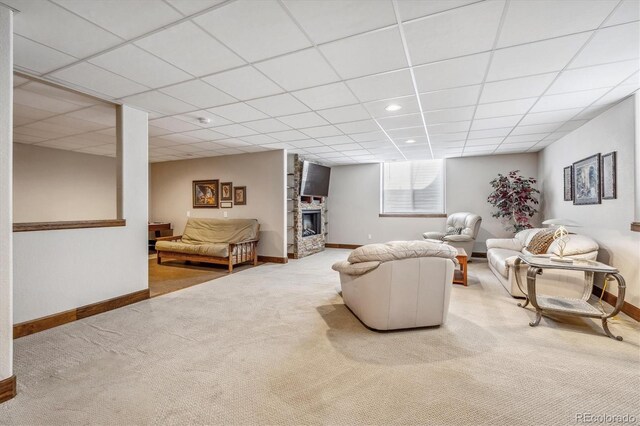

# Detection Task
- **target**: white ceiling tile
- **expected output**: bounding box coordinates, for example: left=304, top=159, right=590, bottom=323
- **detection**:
left=480, top=73, right=557, bottom=103
left=488, top=33, right=591, bottom=81
left=258, top=142, right=295, bottom=150
left=347, top=69, right=414, bottom=102
left=468, top=127, right=511, bottom=139
left=240, top=134, right=280, bottom=144
left=165, top=0, right=226, bottom=15
left=330, top=143, right=363, bottom=152
left=548, top=60, right=639, bottom=94
left=14, top=87, right=85, bottom=114
left=420, top=85, right=481, bottom=110
left=317, top=104, right=370, bottom=124
left=239, top=145, right=270, bottom=153
left=159, top=133, right=202, bottom=145
left=292, top=82, right=358, bottom=110
left=53, top=0, right=182, bottom=39
left=431, top=132, right=467, bottom=142
left=414, top=53, right=490, bottom=92
left=405, top=1, right=504, bottom=65
left=423, top=106, right=476, bottom=124
left=213, top=124, right=257, bottom=137
left=592, top=85, right=638, bottom=106
left=66, top=105, right=116, bottom=127
left=471, top=115, right=522, bottom=130
left=193, top=0, right=311, bottom=62
left=13, top=104, right=58, bottom=124
left=7, top=0, right=121, bottom=57
left=202, top=66, right=284, bottom=101
left=531, top=88, right=610, bottom=112
left=217, top=147, right=247, bottom=155
left=604, top=0, right=640, bottom=26
left=174, top=110, right=232, bottom=128
left=13, top=35, right=76, bottom=74
left=475, top=98, right=537, bottom=119
left=319, top=26, right=408, bottom=79
left=464, top=137, right=504, bottom=146
left=495, top=142, right=536, bottom=152
left=386, top=127, right=426, bottom=139
left=50, top=63, right=148, bottom=99
left=90, top=45, right=191, bottom=88
left=335, top=120, right=379, bottom=134
left=572, top=104, right=613, bottom=120
left=22, top=81, right=99, bottom=107
left=283, top=0, right=395, bottom=44
left=497, top=0, right=616, bottom=48
left=510, top=123, right=562, bottom=135
left=364, top=96, right=420, bottom=118
left=247, top=93, right=310, bottom=116
left=171, top=143, right=207, bottom=153
left=316, top=135, right=355, bottom=145
left=180, top=128, right=227, bottom=141
left=378, top=113, right=423, bottom=130
left=300, top=125, right=343, bottom=138
left=190, top=141, right=227, bottom=150
left=556, top=120, right=589, bottom=132
left=255, top=48, right=339, bottom=91
left=159, top=80, right=236, bottom=109
left=305, top=145, right=336, bottom=153
left=503, top=134, right=549, bottom=143
left=277, top=112, right=329, bottom=129
left=121, top=91, right=197, bottom=115
left=135, top=21, right=244, bottom=77
left=570, top=22, right=640, bottom=68
left=397, top=0, right=478, bottom=21
left=518, top=108, right=583, bottom=125
left=207, top=102, right=268, bottom=122
left=243, top=118, right=291, bottom=133
left=288, top=139, right=323, bottom=148
left=13, top=75, right=29, bottom=87
left=427, top=121, right=471, bottom=134
left=266, top=130, right=308, bottom=142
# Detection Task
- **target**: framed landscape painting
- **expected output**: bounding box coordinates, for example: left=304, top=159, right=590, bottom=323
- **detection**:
left=193, top=179, right=219, bottom=208
left=572, top=154, right=601, bottom=205
left=563, top=165, right=572, bottom=201
left=601, top=151, right=616, bottom=200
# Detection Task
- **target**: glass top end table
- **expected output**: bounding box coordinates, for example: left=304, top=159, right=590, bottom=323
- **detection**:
left=514, top=255, right=626, bottom=341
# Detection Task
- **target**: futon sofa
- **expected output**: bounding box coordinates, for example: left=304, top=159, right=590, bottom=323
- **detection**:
left=332, top=241, right=458, bottom=330
left=486, top=228, right=599, bottom=298
left=155, top=218, right=259, bottom=272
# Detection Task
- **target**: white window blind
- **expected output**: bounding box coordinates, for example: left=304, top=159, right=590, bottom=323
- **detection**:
left=382, top=160, right=445, bottom=214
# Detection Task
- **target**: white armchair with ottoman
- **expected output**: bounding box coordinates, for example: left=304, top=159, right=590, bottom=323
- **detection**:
left=332, top=241, right=458, bottom=331
left=423, top=212, right=482, bottom=256
left=486, top=228, right=599, bottom=298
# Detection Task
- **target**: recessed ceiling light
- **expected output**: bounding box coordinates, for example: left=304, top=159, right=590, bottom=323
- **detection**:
left=405, top=139, right=416, bottom=144
left=385, top=104, right=402, bottom=112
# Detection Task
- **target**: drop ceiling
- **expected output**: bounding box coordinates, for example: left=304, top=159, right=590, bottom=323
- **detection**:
left=7, top=0, right=640, bottom=164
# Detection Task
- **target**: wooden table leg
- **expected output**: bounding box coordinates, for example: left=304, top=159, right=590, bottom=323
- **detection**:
left=453, top=255, right=468, bottom=286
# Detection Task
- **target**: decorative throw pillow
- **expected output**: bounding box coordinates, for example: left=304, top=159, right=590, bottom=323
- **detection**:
left=526, top=229, right=555, bottom=255
left=446, top=226, right=464, bottom=236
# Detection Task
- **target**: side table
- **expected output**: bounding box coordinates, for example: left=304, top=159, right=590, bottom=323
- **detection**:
left=453, top=247, right=468, bottom=286
left=514, top=255, right=626, bottom=341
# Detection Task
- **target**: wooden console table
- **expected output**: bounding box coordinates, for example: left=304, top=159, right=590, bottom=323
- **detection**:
left=514, top=255, right=626, bottom=340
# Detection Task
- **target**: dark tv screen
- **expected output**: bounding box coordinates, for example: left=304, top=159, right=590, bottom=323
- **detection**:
left=301, top=161, right=331, bottom=197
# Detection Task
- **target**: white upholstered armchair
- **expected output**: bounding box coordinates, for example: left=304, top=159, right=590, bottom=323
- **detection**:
left=423, top=212, right=482, bottom=255
left=332, top=241, right=457, bottom=331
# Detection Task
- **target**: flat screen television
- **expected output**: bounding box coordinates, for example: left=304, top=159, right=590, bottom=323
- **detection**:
left=301, top=161, right=331, bottom=197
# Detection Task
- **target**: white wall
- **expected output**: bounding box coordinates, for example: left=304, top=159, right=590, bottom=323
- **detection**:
left=13, top=144, right=116, bottom=222
left=13, top=105, right=149, bottom=323
left=327, top=153, right=539, bottom=252
left=0, top=4, right=13, bottom=381
left=149, top=150, right=286, bottom=259
left=539, top=96, right=640, bottom=307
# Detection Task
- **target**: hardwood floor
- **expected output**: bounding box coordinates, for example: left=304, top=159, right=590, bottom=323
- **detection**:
left=148, top=258, right=258, bottom=298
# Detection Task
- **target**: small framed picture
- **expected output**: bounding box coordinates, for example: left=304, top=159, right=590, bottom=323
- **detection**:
left=563, top=165, right=572, bottom=201
left=192, top=180, right=219, bottom=208
left=220, top=201, right=233, bottom=208
left=220, top=182, right=233, bottom=201
left=601, top=151, right=616, bottom=200
left=572, top=154, right=601, bottom=205
left=234, top=186, right=246, bottom=205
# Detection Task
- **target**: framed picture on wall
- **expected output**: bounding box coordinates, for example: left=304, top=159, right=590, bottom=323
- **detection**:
left=234, top=186, right=246, bottom=205
left=572, top=154, right=601, bottom=205
left=220, top=182, right=233, bottom=201
left=563, top=165, right=573, bottom=201
left=220, top=201, right=233, bottom=208
left=601, top=151, right=617, bottom=200
left=192, top=179, right=219, bottom=208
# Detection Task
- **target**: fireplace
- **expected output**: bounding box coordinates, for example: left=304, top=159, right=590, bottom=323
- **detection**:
left=302, top=210, right=321, bottom=237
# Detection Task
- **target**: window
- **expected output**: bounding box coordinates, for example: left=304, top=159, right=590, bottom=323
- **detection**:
left=381, top=160, right=445, bottom=215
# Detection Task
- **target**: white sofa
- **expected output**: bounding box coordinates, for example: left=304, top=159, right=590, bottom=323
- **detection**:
left=332, top=241, right=457, bottom=331
left=486, top=228, right=599, bottom=298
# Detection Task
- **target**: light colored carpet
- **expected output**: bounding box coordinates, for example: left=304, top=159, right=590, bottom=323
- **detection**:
left=1, top=249, right=638, bottom=425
